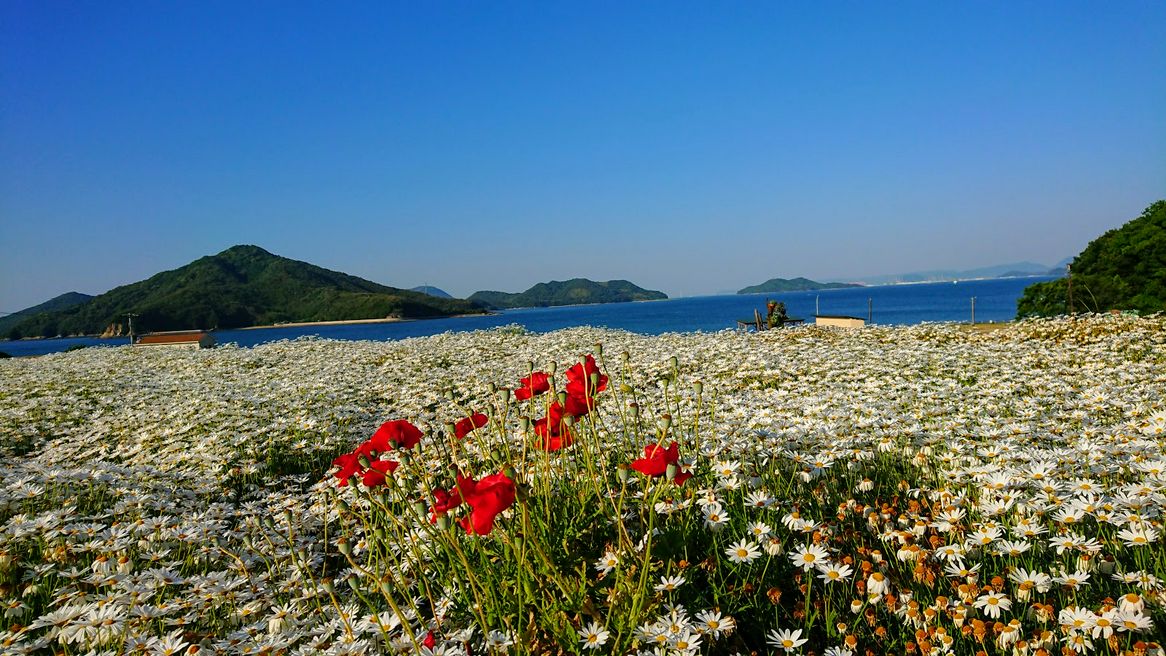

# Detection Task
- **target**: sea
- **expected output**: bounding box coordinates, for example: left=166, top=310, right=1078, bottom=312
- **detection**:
left=2, top=276, right=1058, bottom=358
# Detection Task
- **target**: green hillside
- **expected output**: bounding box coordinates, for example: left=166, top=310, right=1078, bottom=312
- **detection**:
left=0, top=292, right=93, bottom=335
left=1017, top=201, right=1166, bottom=317
left=469, top=279, right=667, bottom=309
left=737, top=277, right=861, bottom=294
left=6, top=246, right=485, bottom=338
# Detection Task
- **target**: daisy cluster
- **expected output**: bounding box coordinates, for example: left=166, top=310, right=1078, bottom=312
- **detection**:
left=0, top=314, right=1163, bottom=655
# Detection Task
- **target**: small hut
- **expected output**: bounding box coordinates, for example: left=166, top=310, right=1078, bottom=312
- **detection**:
left=814, top=315, right=865, bottom=328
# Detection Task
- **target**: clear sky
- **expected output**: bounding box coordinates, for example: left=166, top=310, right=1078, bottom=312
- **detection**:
left=2, top=1, right=1164, bottom=310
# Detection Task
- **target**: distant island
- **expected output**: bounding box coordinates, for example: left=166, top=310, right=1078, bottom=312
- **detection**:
left=4, top=245, right=485, bottom=339
left=469, top=279, right=667, bottom=309
left=737, top=277, right=861, bottom=295
left=410, top=285, right=453, bottom=298
left=1018, top=200, right=1165, bottom=317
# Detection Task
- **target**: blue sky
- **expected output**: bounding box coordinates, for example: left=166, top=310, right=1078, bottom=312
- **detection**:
left=2, top=1, right=1163, bottom=310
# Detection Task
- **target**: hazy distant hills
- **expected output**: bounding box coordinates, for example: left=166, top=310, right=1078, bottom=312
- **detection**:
left=0, top=292, right=93, bottom=335
left=469, top=279, right=667, bottom=309
left=854, top=261, right=1059, bottom=286
left=410, top=285, right=453, bottom=298
left=737, top=277, right=861, bottom=295
left=5, top=245, right=484, bottom=338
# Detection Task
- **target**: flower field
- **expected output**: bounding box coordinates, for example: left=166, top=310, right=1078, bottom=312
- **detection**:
left=1, top=315, right=1164, bottom=656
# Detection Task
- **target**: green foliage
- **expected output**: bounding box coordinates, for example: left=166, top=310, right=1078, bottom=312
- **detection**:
left=10, top=245, right=486, bottom=337
left=1018, top=201, right=1166, bottom=317
left=469, top=279, right=667, bottom=309
left=737, top=277, right=859, bottom=294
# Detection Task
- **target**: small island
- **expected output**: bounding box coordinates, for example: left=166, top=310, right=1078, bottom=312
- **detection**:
left=737, top=277, right=861, bottom=295
left=469, top=279, right=667, bottom=309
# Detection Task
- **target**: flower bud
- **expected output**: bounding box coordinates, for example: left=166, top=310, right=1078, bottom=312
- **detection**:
left=488, top=382, right=497, bottom=393
left=692, top=381, right=703, bottom=395
left=594, top=343, right=603, bottom=356
left=669, top=356, right=679, bottom=370
left=373, top=527, right=385, bottom=541
left=548, top=362, right=557, bottom=376
left=619, top=383, right=633, bottom=394
left=621, top=351, right=630, bottom=364
left=628, top=403, right=639, bottom=418
left=666, top=463, right=679, bottom=481
left=519, top=416, right=531, bottom=430
left=358, top=454, right=371, bottom=469
left=336, top=538, right=351, bottom=556
left=436, top=515, right=450, bottom=530
left=557, top=391, right=568, bottom=406
left=658, top=414, right=672, bottom=432
left=321, top=578, right=335, bottom=594
left=616, top=464, right=630, bottom=484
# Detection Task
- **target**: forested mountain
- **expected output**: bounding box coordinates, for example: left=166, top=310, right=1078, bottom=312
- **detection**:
left=6, top=246, right=484, bottom=338
left=0, top=292, right=93, bottom=335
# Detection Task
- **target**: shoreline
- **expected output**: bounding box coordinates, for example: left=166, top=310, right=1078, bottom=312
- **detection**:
left=237, top=312, right=494, bottom=330
left=237, top=316, right=409, bottom=330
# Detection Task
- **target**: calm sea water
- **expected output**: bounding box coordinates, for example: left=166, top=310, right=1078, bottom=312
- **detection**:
left=2, top=276, right=1057, bottom=357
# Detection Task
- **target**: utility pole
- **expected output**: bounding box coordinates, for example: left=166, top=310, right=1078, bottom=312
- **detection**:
left=815, top=295, right=820, bottom=316
left=126, top=313, right=138, bottom=344
left=867, top=298, right=872, bottom=324
left=1066, top=264, right=1073, bottom=314
left=971, top=297, right=976, bottom=324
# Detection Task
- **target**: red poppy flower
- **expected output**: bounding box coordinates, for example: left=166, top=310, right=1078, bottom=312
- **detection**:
left=430, top=487, right=462, bottom=523
left=566, top=355, right=608, bottom=399
left=455, top=471, right=516, bottom=536
left=331, top=451, right=364, bottom=486
left=422, top=631, right=436, bottom=650
left=563, top=392, right=596, bottom=417
left=515, top=371, right=551, bottom=401
left=535, top=433, right=574, bottom=451
left=368, top=419, right=423, bottom=451
left=631, top=440, right=691, bottom=484
left=533, top=402, right=568, bottom=439
left=360, top=458, right=399, bottom=488
left=454, top=413, right=488, bottom=439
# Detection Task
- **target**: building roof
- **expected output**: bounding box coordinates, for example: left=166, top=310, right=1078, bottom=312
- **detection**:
left=135, top=332, right=212, bottom=345
left=814, top=314, right=865, bottom=320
